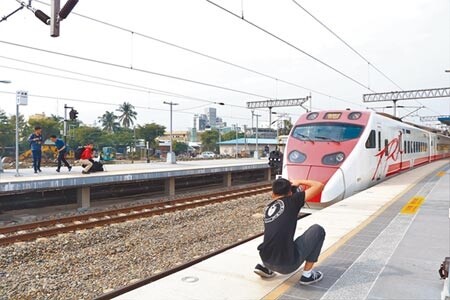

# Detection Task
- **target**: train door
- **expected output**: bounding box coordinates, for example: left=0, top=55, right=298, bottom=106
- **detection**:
left=374, top=126, right=385, bottom=181
left=429, top=135, right=436, bottom=161
left=398, top=131, right=404, bottom=168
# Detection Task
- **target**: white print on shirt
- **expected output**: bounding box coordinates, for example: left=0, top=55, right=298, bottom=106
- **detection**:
left=264, top=200, right=285, bottom=223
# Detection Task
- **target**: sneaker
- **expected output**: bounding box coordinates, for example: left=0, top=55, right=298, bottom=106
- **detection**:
left=82, top=171, right=89, bottom=174
left=38, top=169, right=42, bottom=172
left=254, top=264, right=275, bottom=278
left=68, top=166, right=72, bottom=172
left=56, top=168, right=60, bottom=173
left=299, top=270, right=323, bottom=285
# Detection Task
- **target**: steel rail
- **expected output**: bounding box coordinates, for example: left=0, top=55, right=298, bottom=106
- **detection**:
left=0, top=184, right=271, bottom=246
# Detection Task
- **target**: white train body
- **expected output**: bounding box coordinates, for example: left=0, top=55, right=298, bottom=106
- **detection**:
left=283, top=110, right=450, bottom=203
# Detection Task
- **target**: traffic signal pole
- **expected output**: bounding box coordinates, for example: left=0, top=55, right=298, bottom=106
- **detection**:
left=64, top=104, right=75, bottom=144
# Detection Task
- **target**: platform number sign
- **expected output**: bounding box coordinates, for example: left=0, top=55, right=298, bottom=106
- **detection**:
left=16, top=90, right=28, bottom=105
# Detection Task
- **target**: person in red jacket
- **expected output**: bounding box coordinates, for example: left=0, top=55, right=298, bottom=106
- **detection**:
left=79, top=142, right=94, bottom=174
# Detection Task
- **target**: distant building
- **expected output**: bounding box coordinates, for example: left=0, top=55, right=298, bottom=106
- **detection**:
left=205, top=107, right=217, bottom=128
left=198, top=114, right=208, bottom=130
left=28, top=113, right=47, bottom=121
left=217, top=138, right=278, bottom=157
left=159, top=131, right=190, bottom=143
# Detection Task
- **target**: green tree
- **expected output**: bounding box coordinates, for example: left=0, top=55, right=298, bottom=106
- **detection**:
left=136, top=123, right=165, bottom=147
left=279, top=119, right=293, bottom=135
left=117, top=102, right=137, bottom=128
left=0, top=110, right=13, bottom=155
left=173, top=141, right=188, bottom=155
left=98, top=111, right=119, bottom=133
left=72, top=126, right=104, bottom=148
left=200, top=130, right=219, bottom=152
left=110, top=127, right=134, bottom=149
left=27, top=117, right=61, bottom=140
left=221, top=131, right=245, bottom=141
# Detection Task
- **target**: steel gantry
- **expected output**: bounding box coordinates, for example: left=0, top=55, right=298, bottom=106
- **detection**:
left=363, top=87, right=450, bottom=117
left=246, top=97, right=311, bottom=127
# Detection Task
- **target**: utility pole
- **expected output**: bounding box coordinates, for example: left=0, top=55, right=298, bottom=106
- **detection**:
left=63, top=104, right=74, bottom=144
left=163, top=101, right=178, bottom=164
left=254, top=113, right=261, bottom=159
left=234, top=124, right=239, bottom=159
left=15, top=90, right=28, bottom=177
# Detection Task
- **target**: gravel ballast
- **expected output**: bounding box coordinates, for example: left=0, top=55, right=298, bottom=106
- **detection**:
left=0, top=194, right=270, bottom=299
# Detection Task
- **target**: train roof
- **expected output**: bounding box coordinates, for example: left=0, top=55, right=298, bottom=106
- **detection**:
left=376, top=112, right=445, bottom=134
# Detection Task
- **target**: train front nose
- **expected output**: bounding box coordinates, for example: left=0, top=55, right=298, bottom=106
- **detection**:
left=284, top=165, right=345, bottom=203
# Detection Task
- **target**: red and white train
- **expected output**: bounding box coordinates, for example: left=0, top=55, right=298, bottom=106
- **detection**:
left=282, top=110, right=450, bottom=203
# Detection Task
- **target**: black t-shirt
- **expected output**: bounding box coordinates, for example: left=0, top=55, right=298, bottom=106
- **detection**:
left=257, top=191, right=305, bottom=269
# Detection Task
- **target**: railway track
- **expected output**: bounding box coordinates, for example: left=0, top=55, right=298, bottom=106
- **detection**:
left=0, top=184, right=272, bottom=246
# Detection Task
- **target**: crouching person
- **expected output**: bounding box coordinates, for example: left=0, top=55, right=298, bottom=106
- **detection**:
left=79, top=142, right=94, bottom=174
left=255, top=178, right=325, bottom=285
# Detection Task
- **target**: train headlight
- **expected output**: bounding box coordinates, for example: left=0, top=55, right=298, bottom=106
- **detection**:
left=288, top=150, right=306, bottom=163
left=336, top=152, right=345, bottom=162
left=322, top=152, right=345, bottom=165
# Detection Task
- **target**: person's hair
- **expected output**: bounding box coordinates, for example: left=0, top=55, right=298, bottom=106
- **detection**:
left=272, top=178, right=292, bottom=196
left=86, top=141, right=94, bottom=145
left=34, top=126, right=41, bottom=130
left=50, top=135, right=57, bottom=139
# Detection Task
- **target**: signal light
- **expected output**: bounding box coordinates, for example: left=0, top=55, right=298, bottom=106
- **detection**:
left=69, top=109, right=78, bottom=120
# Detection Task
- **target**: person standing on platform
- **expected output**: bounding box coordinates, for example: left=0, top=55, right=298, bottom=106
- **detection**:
left=254, top=178, right=326, bottom=285
left=50, top=135, right=72, bottom=173
left=79, top=142, right=94, bottom=174
left=28, top=126, right=43, bottom=174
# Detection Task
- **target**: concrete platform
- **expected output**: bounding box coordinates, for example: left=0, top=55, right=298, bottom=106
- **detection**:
left=114, top=159, right=449, bottom=300
left=0, top=159, right=270, bottom=209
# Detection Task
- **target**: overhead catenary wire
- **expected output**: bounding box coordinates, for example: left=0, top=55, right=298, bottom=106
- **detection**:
left=291, top=0, right=403, bottom=91
left=0, top=40, right=271, bottom=99
left=0, top=56, right=250, bottom=109
left=31, top=0, right=365, bottom=108
left=0, top=90, right=258, bottom=122
left=289, top=1, right=441, bottom=117
left=206, top=0, right=374, bottom=92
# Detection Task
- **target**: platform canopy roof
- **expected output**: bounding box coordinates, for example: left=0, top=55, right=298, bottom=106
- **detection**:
left=218, top=138, right=278, bottom=145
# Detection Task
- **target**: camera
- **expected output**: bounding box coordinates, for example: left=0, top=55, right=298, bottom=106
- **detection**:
left=291, top=185, right=302, bottom=194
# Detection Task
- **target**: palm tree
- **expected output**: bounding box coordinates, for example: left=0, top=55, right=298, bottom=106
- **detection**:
left=117, top=102, right=137, bottom=128
left=98, top=111, right=119, bottom=133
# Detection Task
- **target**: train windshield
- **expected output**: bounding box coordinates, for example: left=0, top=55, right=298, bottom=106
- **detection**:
left=292, top=122, right=363, bottom=142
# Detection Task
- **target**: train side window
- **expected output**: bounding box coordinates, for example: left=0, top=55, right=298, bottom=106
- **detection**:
left=384, top=139, right=389, bottom=156
left=403, top=141, right=406, bottom=153
left=378, top=132, right=381, bottom=151
left=365, top=130, right=376, bottom=148
left=408, top=141, right=411, bottom=153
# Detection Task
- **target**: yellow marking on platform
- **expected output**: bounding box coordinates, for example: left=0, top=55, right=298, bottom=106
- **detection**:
left=437, top=171, right=446, bottom=177
left=263, top=162, right=446, bottom=300
left=400, top=196, right=425, bottom=214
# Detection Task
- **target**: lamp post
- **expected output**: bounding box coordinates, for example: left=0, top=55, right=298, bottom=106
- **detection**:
left=163, top=101, right=178, bottom=164
left=15, top=90, right=28, bottom=177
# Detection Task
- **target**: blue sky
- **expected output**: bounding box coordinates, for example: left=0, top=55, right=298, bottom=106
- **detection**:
left=0, top=0, right=449, bottom=130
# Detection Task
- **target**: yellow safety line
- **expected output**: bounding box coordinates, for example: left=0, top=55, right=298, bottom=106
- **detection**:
left=400, top=196, right=425, bottom=214
left=262, top=165, right=446, bottom=300
left=437, top=171, right=446, bottom=177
